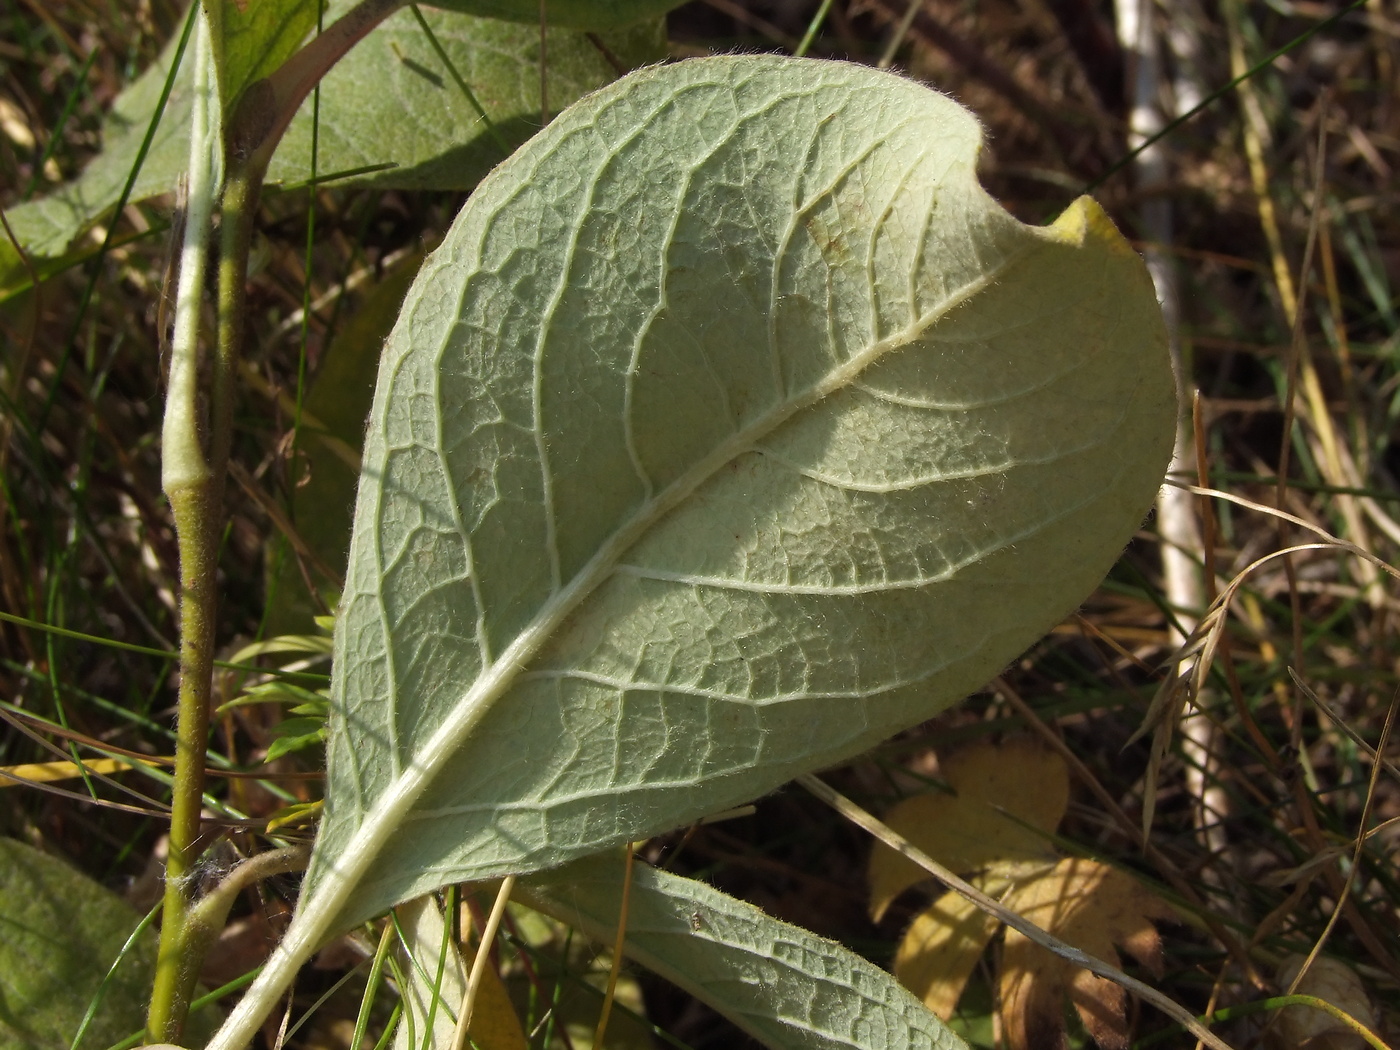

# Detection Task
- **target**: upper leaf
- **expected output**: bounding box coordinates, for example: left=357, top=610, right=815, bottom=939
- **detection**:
left=210, top=0, right=319, bottom=110
left=309, top=54, right=1176, bottom=933
left=0, top=3, right=664, bottom=295
left=267, top=5, right=664, bottom=190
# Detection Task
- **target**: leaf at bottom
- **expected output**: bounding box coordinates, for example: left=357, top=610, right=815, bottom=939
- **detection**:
left=519, top=851, right=970, bottom=1050
left=0, top=837, right=220, bottom=1049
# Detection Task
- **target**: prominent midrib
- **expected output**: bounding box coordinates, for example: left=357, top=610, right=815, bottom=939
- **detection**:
left=335, top=234, right=1037, bottom=893
left=209, top=236, right=1039, bottom=1050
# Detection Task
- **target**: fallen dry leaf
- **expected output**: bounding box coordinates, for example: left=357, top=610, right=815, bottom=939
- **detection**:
left=870, top=740, right=1176, bottom=1050
left=1000, top=857, right=1173, bottom=1050
left=1270, top=954, right=1377, bottom=1050
left=868, top=737, right=1068, bottom=922
left=892, top=880, right=1002, bottom=1019
left=466, top=959, right=531, bottom=1050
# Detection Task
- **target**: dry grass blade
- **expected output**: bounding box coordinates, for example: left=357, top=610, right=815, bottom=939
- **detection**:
left=1289, top=668, right=1400, bottom=787
left=1283, top=690, right=1398, bottom=995
left=453, top=875, right=516, bottom=1050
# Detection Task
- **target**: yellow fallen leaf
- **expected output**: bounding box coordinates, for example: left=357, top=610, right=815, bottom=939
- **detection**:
left=1000, top=857, right=1173, bottom=1050
left=468, top=957, right=530, bottom=1050
left=892, top=860, right=1054, bottom=1019
left=893, top=883, right=1000, bottom=1019
left=393, top=895, right=529, bottom=1050
left=870, top=740, right=1176, bottom=1049
left=868, top=738, right=1068, bottom=921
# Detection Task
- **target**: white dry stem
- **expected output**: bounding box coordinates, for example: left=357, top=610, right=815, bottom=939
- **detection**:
left=1115, top=0, right=1233, bottom=881
left=161, top=7, right=222, bottom=496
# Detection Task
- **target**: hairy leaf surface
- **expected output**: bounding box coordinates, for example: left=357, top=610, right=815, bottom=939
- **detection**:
left=211, top=0, right=317, bottom=111
left=307, top=54, right=1176, bottom=934
left=0, top=837, right=220, bottom=1049
left=519, top=852, right=971, bottom=1050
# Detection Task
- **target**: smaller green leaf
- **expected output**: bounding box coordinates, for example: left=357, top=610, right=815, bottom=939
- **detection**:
left=228, top=633, right=335, bottom=663
left=211, top=0, right=320, bottom=109
left=271, top=716, right=328, bottom=737
left=0, top=20, right=192, bottom=294
left=520, top=852, right=971, bottom=1050
left=216, top=680, right=327, bottom=714
left=266, top=6, right=665, bottom=192
left=0, top=837, right=220, bottom=1049
left=0, top=5, right=665, bottom=295
left=266, top=799, right=324, bottom=833
left=265, top=724, right=328, bottom=761
left=289, top=699, right=331, bottom=717
left=265, top=735, right=325, bottom=762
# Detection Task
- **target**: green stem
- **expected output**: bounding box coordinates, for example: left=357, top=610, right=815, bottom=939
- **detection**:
left=148, top=491, right=219, bottom=1042
left=148, top=156, right=261, bottom=1047
left=149, top=5, right=222, bottom=1038
left=146, top=0, right=414, bottom=1039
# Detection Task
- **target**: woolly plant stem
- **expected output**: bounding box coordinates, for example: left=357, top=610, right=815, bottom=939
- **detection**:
left=148, top=0, right=416, bottom=1037
left=149, top=5, right=224, bottom=1039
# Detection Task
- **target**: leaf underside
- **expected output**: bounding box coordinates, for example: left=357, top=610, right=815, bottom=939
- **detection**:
left=521, top=852, right=972, bottom=1050
left=310, top=54, right=1176, bottom=932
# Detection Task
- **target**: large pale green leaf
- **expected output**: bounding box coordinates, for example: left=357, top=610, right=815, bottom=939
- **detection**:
left=312, top=52, right=1175, bottom=923
left=208, top=55, right=1174, bottom=1048
left=520, top=852, right=971, bottom=1050
left=0, top=837, right=219, bottom=1049
left=0, top=4, right=664, bottom=295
